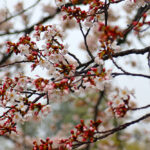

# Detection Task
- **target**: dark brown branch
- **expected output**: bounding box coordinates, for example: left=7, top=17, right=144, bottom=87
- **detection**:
left=118, top=4, right=150, bottom=44
left=73, top=112, right=150, bottom=149
left=111, top=57, right=128, bottom=73
left=68, top=52, right=81, bottom=65
left=0, top=51, right=13, bottom=66
left=0, top=12, right=60, bottom=36
left=129, top=104, right=150, bottom=111
left=32, top=93, right=46, bottom=104
left=0, top=2, right=84, bottom=36
left=94, top=91, right=104, bottom=122
left=46, top=92, right=49, bottom=105
left=110, top=57, right=150, bottom=79
left=112, top=72, right=150, bottom=79
left=79, top=22, right=94, bottom=60
left=110, top=0, right=125, bottom=3
left=77, top=46, right=150, bottom=70
left=20, top=91, right=41, bottom=96
left=108, top=46, right=150, bottom=59
left=104, top=0, right=108, bottom=26
left=97, top=113, right=150, bottom=136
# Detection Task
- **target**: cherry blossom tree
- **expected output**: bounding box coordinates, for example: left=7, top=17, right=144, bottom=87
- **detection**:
left=0, top=0, right=150, bottom=149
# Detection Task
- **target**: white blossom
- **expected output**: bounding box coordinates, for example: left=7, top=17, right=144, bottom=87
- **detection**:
left=6, top=91, right=18, bottom=102
left=111, top=41, right=121, bottom=52
left=13, top=112, right=23, bottom=123
left=118, top=87, right=132, bottom=100
left=94, top=56, right=104, bottom=65
left=55, top=0, right=66, bottom=7
left=18, top=44, right=30, bottom=55
left=23, top=111, right=33, bottom=121
left=39, top=59, right=51, bottom=69
left=15, top=76, right=29, bottom=90
left=94, top=78, right=105, bottom=91
left=17, top=102, right=27, bottom=112
left=41, top=105, right=52, bottom=116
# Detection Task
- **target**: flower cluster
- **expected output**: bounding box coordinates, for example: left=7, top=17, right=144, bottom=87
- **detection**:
left=33, top=137, right=54, bottom=150
left=0, top=75, right=53, bottom=134
left=61, top=0, right=105, bottom=23
left=107, top=87, right=134, bottom=117
left=32, top=119, right=102, bottom=150
left=2, top=22, right=112, bottom=136
left=2, top=18, right=115, bottom=138
left=43, top=78, right=76, bottom=101
left=6, top=35, right=38, bottom=56
left=5, top=23, right=113, bottom=102
left=0, top=108, right=17, bottom=135
left=62, top=6, right=87, bottom=23
left=69, top=119, right=102, bottom=142
left=7, top=25, right=73, bottom=75
left=0, top=0, right=149, bottom=149
left=94, top=40, right=121, bottom=66
left=98, top=23, right=123, bottom=42
left=83, top=68, right=112, bottom=91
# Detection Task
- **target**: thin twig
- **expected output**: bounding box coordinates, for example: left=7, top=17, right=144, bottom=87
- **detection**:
left=0, top=60, right=33, bottom=68
left=112, top=72, right=150, bottom=79
left=79, top=22, right=94, bottom=60
left=0, top=0, right=41, bottom=25
left=68, top=52, right=81, bottom=65
left=129, top=104, right=150, bottom=111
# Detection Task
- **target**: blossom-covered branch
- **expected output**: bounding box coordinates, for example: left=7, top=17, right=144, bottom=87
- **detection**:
left=0, top=0, right=150, bottom=149
left=72, top=112, right=150, bottom=149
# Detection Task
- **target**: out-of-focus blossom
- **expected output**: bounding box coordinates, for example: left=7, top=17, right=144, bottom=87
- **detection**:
left=43, top=5, right=56, bottom=15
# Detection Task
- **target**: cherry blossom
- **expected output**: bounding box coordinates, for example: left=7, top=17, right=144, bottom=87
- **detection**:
left=0, top=0, right=150, bottom=149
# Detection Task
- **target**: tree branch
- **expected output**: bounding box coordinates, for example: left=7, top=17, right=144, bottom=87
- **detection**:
left=0, top=60, right=33, bottom=68
left=0, top=0, right=41, bottom=26
left=73, top=112, right=150, bottom=149
left=112, top=72, right=150, bottom=79
left=0, top=2, right=85, bottom=36
left=79, top=22, right=94, bottom=60
left=129, top=103, right=150, bottom=111
left=77, top=46, right=150, bottom=70
left=68, top=52, right=82, bottom=65
left=118, top=4, right=150, bottom=44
